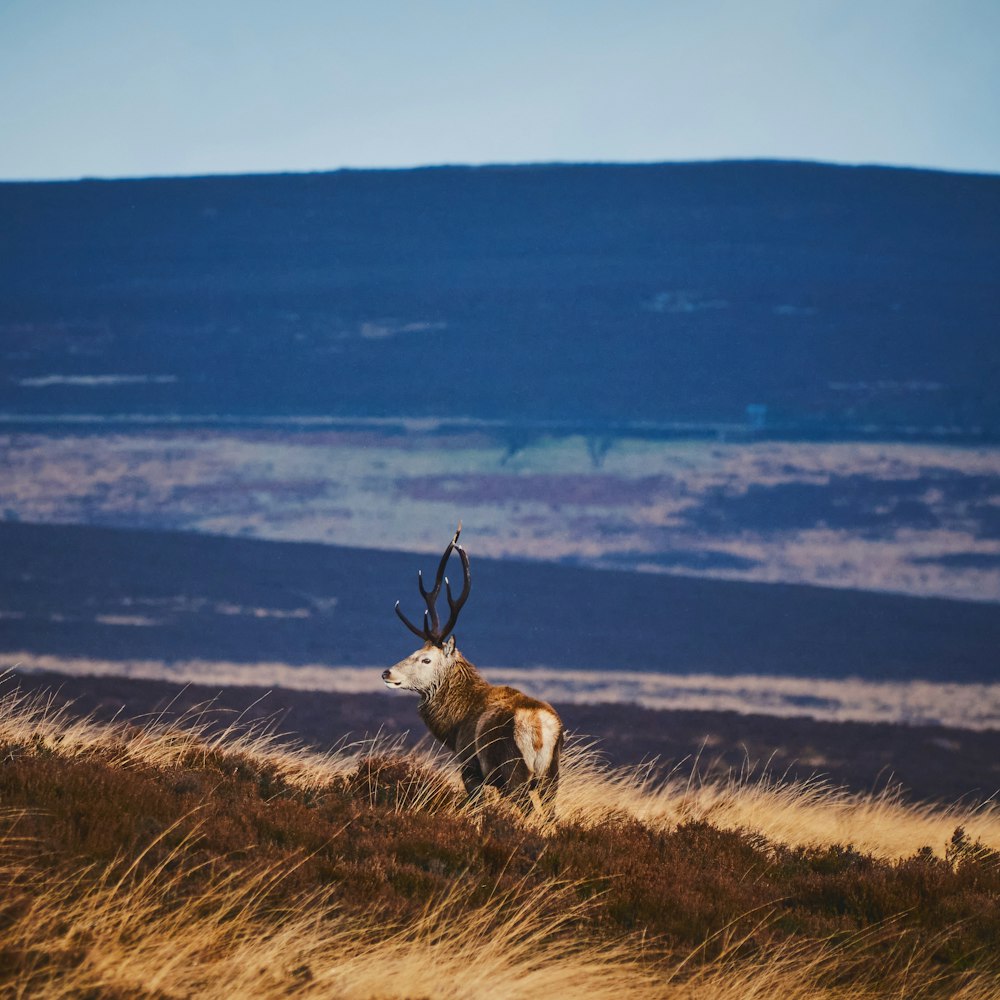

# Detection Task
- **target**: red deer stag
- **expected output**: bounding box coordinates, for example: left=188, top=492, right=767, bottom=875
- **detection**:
left=382, top=525, right=563, bottom=817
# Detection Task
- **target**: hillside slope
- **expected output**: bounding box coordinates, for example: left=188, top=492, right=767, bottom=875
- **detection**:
left=4, top=161, right=999, bottom=434
left=10, top=667, right=1000, bottom=803
left=4, top=521, right=1000, bottom=682
left=2, top=681, right=1000, bottom=998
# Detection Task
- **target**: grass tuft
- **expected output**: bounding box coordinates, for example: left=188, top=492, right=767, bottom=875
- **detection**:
left=1, top=680, right=999, bottom=997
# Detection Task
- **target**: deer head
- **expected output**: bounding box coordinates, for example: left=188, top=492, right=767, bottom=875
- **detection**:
left=382, top=524, right=472, bottom=696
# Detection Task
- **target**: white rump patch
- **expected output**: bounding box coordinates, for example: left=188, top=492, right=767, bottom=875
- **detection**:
left=513, top=708, right=560, bottom=778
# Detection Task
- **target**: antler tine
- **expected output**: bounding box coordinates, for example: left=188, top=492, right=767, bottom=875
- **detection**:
left=416, top=568, right=442, bottom=634
left=394, top=600, right=428, bottom=641
left=437, top=543, right=472, bottom=641
left=431, top=541, right=453, bottom=593
left=394, top=523, right=469, bottom=646
left=423, top=522, right=464, bottom=636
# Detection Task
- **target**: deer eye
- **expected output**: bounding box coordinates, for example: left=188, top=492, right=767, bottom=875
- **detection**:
left=422, top=657, right=432, bottom=664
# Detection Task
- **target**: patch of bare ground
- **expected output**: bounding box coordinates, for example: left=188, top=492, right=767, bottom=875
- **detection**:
left=1, top=680, right=1000, bottom=998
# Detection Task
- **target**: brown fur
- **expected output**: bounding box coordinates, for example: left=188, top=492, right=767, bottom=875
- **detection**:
left=418, top=648, right=564, bottom=816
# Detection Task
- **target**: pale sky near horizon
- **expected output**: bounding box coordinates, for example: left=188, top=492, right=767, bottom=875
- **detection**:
left=1, top=0, right=998, bottom=181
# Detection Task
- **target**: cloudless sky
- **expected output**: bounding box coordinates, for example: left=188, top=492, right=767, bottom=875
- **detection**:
left=1, top=0, right=998, bottom=180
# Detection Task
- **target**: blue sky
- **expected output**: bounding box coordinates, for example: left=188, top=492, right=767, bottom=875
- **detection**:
left=1, top=0, right=998, bottom=180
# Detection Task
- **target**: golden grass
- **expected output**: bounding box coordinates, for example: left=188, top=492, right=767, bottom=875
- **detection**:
left=0, top=679, right=359, bottom=792
left=2, top=826, right=996, bottom=1000
left=557, top=742, right=1000, bottom=860
left=0, top=826, right=653, bottom=999
left=3, top=677, right=998, bottom=861
left=3, top=680, right=1000, bottom=997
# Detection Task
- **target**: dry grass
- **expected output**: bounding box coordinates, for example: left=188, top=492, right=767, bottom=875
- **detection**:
left=4, top=678, right=998, bottom=860
left=2, top=679, right=1000, bottom=998
left=0, top=679, right=360, bottom=791
left=2, top=831, right=996, bottom=1000
left=0, top=827, right=658, bottom=999
left=557, top=742, right=1000, bottom=860
left=6, top=431, right=999, bottom=600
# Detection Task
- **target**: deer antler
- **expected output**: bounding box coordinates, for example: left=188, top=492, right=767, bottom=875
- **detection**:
left=395, top=522, right=472, bottom=646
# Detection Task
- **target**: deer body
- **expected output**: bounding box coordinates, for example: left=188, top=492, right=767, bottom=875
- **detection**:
left=381, top=526, right=564, bottom=816
left=384, top=638, right=563, bottom=813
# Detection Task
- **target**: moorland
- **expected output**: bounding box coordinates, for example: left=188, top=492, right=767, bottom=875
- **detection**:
left=2, top=680, right=1000, bottom=999
left=3, top=160, right=999, bottom=996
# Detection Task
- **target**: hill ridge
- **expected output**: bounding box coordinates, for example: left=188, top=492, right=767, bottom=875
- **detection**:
left=5, top=159, right=999, bottom=434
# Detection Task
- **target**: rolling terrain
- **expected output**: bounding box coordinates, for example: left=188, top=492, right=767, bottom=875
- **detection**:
left=3, top=161, right=999, bottom=436
left=9, top=667, right=1000, bottom=804
left=4, top=160, right=1000, bottom=998
left=4, top=520, right=999, bottom=682
left=3, top=429, right=999, bottom=601
left=2, top=680, right=1000, bottom=999
left=3, top=161, right=998, bottom=798
left=4, top=518, right=1000, bottom=806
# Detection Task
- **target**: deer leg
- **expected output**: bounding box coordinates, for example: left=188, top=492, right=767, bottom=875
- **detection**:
left=533, top=739, right=561, bottom=822
left=532, top=776, right=558, bottom=823
left=460, top=758, right=486, bottom=807
left=503, top=761, right=538, bottom=816
left=527, top=785, right=545, bottom=816
left=503, top=783, right=534, bottom=816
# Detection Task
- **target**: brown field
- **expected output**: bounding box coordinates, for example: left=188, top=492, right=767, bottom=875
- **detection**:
left=2, top=679, right=1000, bottom=998
left=3, top=429, right=999, bottom=601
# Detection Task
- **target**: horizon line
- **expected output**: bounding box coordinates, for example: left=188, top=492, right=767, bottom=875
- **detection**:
left=3, top=154, right=1000, bottom=186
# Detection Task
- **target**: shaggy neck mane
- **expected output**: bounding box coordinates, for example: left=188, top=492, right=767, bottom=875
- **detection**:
left=419, top=651, right=490, bottom=750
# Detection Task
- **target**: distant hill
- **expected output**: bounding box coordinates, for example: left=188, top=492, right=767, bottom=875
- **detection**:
left=3, top=161, right=999, bottom=437
left=3, top=521, right=999, bottom=682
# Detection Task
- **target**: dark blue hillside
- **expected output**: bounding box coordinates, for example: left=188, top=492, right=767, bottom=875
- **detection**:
left=2, top=521, right=999, bottom=682
left=2, top=161, right=999, bottom=434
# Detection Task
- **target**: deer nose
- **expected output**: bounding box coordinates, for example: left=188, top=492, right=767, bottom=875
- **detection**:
left=381, top=669, right=392, bottom=681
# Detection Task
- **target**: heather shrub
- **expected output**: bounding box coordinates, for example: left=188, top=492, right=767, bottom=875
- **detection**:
left=1, top=684, right=999, bottom=997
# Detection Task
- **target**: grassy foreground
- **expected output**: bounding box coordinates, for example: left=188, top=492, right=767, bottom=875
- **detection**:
left=1, top=681, right=999, bottom=998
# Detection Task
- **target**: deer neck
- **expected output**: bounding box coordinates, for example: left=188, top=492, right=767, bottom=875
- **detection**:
left=419, top=652, right=489, bottom=749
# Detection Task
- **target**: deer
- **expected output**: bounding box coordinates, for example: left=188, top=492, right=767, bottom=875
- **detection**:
left=381, top=525, right=564, bottom=818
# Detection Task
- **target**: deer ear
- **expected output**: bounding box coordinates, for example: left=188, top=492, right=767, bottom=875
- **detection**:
left=443, top=635, right=456, bottom=657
